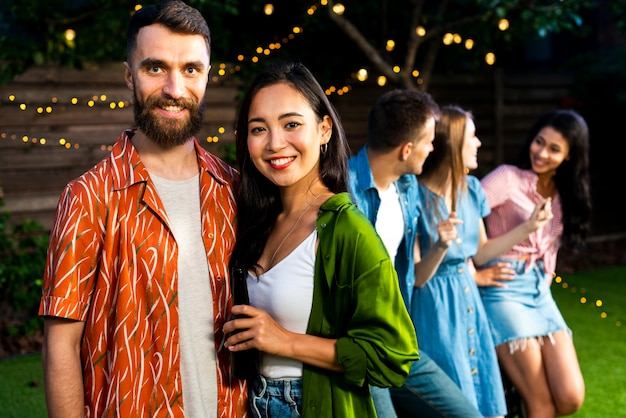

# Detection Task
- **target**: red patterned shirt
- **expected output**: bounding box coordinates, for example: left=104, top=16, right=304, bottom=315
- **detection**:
left=39, top=129, right=247, bottom=417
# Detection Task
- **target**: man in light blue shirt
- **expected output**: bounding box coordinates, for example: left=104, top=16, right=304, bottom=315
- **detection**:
left=348, top=89, right=483, bottom=418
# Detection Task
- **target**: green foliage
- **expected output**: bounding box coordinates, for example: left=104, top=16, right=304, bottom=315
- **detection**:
left=0, top=202, right=48, bottom=336
left=0, top=0, right=243, bottom=84
left=0, top=0, right=620, bottom=88
left=219, top=142, right=237, bottom=167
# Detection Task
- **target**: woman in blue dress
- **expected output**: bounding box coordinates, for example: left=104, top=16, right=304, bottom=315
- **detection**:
left=410, top=105, right=510, bottom=417
left=412, top=105, right=554, bottom=417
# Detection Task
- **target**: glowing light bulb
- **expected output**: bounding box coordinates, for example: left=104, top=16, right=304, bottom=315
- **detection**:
left=332, top=3, right=345, bottom=15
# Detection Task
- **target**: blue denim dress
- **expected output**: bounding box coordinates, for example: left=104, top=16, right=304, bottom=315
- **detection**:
left=411, top=177, right=507, bottom=417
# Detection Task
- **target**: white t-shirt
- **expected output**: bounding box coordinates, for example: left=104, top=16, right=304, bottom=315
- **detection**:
left=151, top=172, right=218, bottom=417
left=375, top=183, right=404, bottom=264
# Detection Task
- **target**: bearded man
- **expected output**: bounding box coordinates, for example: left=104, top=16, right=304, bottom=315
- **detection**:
left=39, top=1, right=246, bottom=417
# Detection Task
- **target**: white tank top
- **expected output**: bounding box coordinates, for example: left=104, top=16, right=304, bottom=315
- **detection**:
left=247, top=230, right=316, bottom=379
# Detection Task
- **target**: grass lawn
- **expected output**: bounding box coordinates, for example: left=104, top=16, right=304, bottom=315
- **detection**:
left=0, top=352, right=47, bottom=417
left=551, top=265, right=626, bottom=417
left=1, top=265, right=624, bottom=417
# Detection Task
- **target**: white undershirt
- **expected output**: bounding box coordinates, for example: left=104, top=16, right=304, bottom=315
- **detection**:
left=151, top=172, right=218, bottom=417
left=375, top=183, right=404, bottom=264
left=247, top=230, right=316, bottom=379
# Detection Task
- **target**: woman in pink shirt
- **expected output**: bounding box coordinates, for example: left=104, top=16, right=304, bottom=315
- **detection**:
left=476, top=109, right=591, bottom=417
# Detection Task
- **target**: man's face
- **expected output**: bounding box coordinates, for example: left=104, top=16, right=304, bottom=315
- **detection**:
left=407, top=116, right=436, bottom=175
left=125, top=24, right=211, bottom=147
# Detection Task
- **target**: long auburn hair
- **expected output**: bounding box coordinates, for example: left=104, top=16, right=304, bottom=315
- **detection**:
left=515, top=109, right=592, bottom=249
left=229, top=59, right=351, bottom=272
left=420, top=105, right=473, bottom=215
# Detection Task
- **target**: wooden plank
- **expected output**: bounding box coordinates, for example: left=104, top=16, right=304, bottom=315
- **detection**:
left=0, top=65, right=577, bottom=232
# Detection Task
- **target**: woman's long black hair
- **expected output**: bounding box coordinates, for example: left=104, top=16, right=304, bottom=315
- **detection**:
left=515, top=109, right=592, bottom=249
left=229, top=59, right=351, bottom=272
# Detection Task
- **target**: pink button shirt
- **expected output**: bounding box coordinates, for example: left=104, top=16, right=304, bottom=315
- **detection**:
left=480, top=164, right=562, bottom=276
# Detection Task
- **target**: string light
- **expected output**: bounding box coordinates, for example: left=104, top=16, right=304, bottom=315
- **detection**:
left=2, top=1, right=511, bottom=148
left=485, top=52, right=496, bottom=65
left=332, top=3, right=345, bottom=15
left=0, top=92, right=231, bottom=149
left=554, top=274, right=622, bottom=327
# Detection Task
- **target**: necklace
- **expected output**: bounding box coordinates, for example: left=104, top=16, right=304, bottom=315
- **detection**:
left=268, top=189, right=326, bottom=268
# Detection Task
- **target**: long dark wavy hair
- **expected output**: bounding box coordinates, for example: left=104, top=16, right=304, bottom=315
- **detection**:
left=515, top=109, right=592, bottom=249
left=229, top=59, right=351, bottom=272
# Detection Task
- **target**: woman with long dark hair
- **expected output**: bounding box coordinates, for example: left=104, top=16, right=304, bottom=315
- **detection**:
left=223, top=59, right=418, bottom=417
left=476, top=109, right=590, bottom=416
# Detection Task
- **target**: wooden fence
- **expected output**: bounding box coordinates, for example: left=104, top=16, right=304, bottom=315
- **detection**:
left=0, top=64, right=574, bottom=231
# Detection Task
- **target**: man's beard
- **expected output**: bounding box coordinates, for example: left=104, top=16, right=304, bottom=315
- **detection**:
left=133, top=92, right=205, bottom=148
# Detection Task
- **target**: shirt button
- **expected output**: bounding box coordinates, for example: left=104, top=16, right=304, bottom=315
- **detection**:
left=469, top=348, right=476, bottom=355
left=464, top=286, right=470, bottom=293
left=208, top=233, right=214, bottom=239
left=467, top=306, right=474, bottom=313
left=468, top=328, right=474, bottom=335
left=320, top=223, right=327, bottom=228
left=471, top=368, right=478, bottom=375
left=458, top=267, right=464, bottom=274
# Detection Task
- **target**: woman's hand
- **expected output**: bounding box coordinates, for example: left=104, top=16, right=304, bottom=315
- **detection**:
left=223, top=304, right=343, bottom=372
left=435, top=211, right=464, bottom=249
left=223, top=304, right=292, bottom=357
left=473, top=262, right=515, bottom=287
left=525, top=197, right=553, bottom=232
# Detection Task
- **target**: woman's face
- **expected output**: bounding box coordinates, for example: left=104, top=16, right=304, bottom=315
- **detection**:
left=462, top=117, right=481, bottom=170
left=529, top=126, right=570, bottom=176
left=246, top=82, right=332, bottom=189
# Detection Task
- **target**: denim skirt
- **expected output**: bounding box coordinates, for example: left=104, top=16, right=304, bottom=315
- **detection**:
left=250, top=375, right=303, bottom=418
left=479, top=258, right=570, bottom=348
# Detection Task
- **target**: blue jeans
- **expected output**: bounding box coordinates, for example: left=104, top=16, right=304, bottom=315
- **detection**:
left=373, top=352, right=483, bottom=418
left=250, top=375, right=302, bottom=418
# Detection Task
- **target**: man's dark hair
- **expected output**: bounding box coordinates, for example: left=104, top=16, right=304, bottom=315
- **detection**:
left=126, top=0, right=211, bottom=63
left=367, top=89, right=440, bottom=152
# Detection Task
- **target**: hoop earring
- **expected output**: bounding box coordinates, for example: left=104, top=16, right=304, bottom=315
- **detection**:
left=320, top=143, right=328, bottom=155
